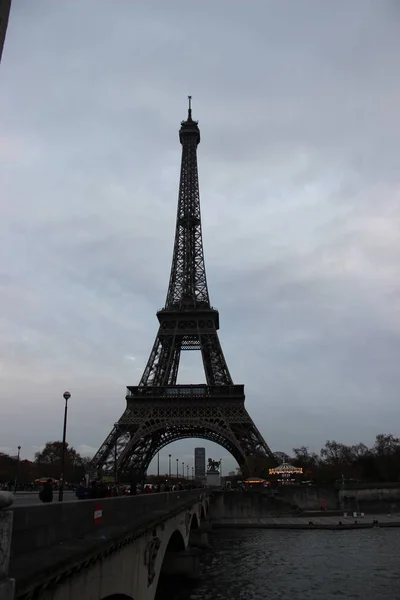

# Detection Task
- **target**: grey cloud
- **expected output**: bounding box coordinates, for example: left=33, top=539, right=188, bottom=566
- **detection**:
left=1, top=1, right=399, bottom=470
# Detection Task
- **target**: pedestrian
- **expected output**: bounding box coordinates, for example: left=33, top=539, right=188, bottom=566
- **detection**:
left=40, top=479, right=54, bottom=503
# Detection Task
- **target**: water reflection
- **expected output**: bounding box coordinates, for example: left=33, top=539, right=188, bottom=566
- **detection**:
left=179, top=529, right=400, bottom=599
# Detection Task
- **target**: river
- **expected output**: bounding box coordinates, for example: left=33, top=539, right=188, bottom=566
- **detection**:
left=172, top=528, right=400, bottom=599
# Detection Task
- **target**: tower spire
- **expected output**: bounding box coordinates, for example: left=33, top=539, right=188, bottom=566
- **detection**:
left=167, top=100, right=205, bottom=308
left=188, top=95, right=192, bottom=121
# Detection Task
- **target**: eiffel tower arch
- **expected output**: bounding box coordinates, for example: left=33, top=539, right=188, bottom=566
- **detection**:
left=90, top=99, right=274, bottom=479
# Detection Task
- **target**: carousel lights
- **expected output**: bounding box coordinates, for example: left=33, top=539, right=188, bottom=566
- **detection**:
left=269, top=462, right=303, bottom=476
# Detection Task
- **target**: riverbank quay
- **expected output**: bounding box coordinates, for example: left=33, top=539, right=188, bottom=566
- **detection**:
left=211, top=514, right=400, bottom=530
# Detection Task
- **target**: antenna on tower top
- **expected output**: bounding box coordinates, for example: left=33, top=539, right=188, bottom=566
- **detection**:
left=188, top=95, right=192, bottom=120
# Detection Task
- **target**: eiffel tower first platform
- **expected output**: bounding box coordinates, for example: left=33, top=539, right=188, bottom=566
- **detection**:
left=91, top=98, right=274, bottom=478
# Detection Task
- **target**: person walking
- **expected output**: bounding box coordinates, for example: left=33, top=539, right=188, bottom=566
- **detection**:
left=40, top=479, right=54, bottom=503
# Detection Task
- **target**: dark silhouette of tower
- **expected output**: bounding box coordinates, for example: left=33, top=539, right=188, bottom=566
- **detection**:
left=0, top=0, right=12, bottom=63
left=91, top=99, right=274, bottom=478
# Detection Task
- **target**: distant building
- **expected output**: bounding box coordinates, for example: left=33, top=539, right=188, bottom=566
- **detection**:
left=228, top=471, right=236, bottom=477
left=0, top=0, right=12, bottom=63
left=194, top=447, right=206, bottom=478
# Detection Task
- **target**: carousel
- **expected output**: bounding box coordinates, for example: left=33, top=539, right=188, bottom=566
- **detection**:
left=268, top=462, right=303, bottom=485
left=34, top=477, right=59, bottom=488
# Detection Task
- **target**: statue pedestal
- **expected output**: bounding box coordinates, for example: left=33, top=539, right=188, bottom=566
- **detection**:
left=206, top=472, right=220, bottom=487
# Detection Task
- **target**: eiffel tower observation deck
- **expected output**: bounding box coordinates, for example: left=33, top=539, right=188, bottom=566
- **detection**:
left=90, top=99, right=274, bottom=478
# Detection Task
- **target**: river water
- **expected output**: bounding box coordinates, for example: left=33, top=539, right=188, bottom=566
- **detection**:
left=176, top=529, right=400, bottom=600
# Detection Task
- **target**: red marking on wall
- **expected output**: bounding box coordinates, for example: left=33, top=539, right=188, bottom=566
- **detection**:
left=94, top=504, right=103, bottom=525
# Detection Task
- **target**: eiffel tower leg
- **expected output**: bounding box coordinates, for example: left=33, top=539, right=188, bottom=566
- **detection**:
left=139, top=337, right=163, bottom=387
left=139, top=335, right=177, bottom=387
left=90, top=424, right=133, bottom=478
left=230, top=420, right=275, bottom=460
left=90, top=425, right=120, bottom=476
left=168, top=344, right=181, bottom=386
left=200, top=333, right=233, bottom=386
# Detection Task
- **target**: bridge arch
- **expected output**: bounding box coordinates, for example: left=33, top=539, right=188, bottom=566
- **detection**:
left=164, top=529, right=186, bottom=553
left=190, top=512, right=199, bottom=530
left=155, top=529, right=186, bottom=599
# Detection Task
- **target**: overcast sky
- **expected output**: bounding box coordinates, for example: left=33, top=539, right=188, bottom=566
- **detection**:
left=1, top=1, right=399, bottom=475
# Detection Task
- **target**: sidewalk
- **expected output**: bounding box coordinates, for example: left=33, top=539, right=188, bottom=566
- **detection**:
left=211, top=514, right=400, bottom=530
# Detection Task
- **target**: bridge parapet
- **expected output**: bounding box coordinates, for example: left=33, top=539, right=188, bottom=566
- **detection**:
left=9, top=490, right=210, bottom=600
left=0, top=492, right=15, bottom=600
left=11, top=490, right=206, bottom=557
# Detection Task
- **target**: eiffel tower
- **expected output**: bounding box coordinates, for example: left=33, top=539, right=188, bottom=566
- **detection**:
left=91, top=98, right=274, bottom=479
left=0, top=0, right=12, bottom=63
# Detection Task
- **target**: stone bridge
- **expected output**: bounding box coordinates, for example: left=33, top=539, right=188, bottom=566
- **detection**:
left=0, top=490, right=210, bottom=600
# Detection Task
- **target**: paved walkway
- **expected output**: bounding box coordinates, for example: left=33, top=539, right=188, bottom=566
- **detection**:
left=12, top=491, right=76, bottom=506
left=212, top=514, right=400, bottom=529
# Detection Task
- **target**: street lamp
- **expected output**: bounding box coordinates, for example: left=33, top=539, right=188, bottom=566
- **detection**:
left=14, top=446, right=21, bottom=493
left=191, top=466, right=194, bottom=480
left=187, top=464, right=189, bottom=479
left=58, top=391, right=71, bottom=502
left=168, top=454, right=171, bottom=478
left=182, top=461, right=184, bottom=478
left=157, top=452, right=160, bottom=478
left=176, top=458, right=178, bottom=479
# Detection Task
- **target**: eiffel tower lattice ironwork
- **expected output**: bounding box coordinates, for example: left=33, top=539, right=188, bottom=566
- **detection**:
left=91, top=98, right=274, bottom=478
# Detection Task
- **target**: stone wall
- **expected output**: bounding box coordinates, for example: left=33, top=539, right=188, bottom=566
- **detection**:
left=209, top=491, right=297, bottom=519
left=277, top=485, right=338, bottom=510
left=210, top=484, right=400, bottom=520
left=210, top=487, right=339, bottom=519
left=338, top=484, right=400, bottom=513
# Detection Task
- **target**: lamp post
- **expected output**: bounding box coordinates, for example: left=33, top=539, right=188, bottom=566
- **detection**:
left=182, top=461, right=184, bottom=478
left=187, top=464, right=189, bottom=479
left=191, top=466, right=194, bottom=480
left=14, top=445, right=21, bottom=493
left=157, top=452, right=160, bottom=478
left=58, top=391, right=71, bottom=502
left=176, top=458, right=178, bottom=479
left=168, top=454, right=171, bottom=479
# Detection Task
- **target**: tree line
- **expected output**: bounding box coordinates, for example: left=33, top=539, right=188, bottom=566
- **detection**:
left=242, top=433, right=400, bottom=483
left=0, top=441, right=91, bottom=486
left=2, top=433, right=400, bottom=486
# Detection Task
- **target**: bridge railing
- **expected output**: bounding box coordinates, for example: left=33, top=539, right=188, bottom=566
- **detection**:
left=11, top=490, right=206, bottom=559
